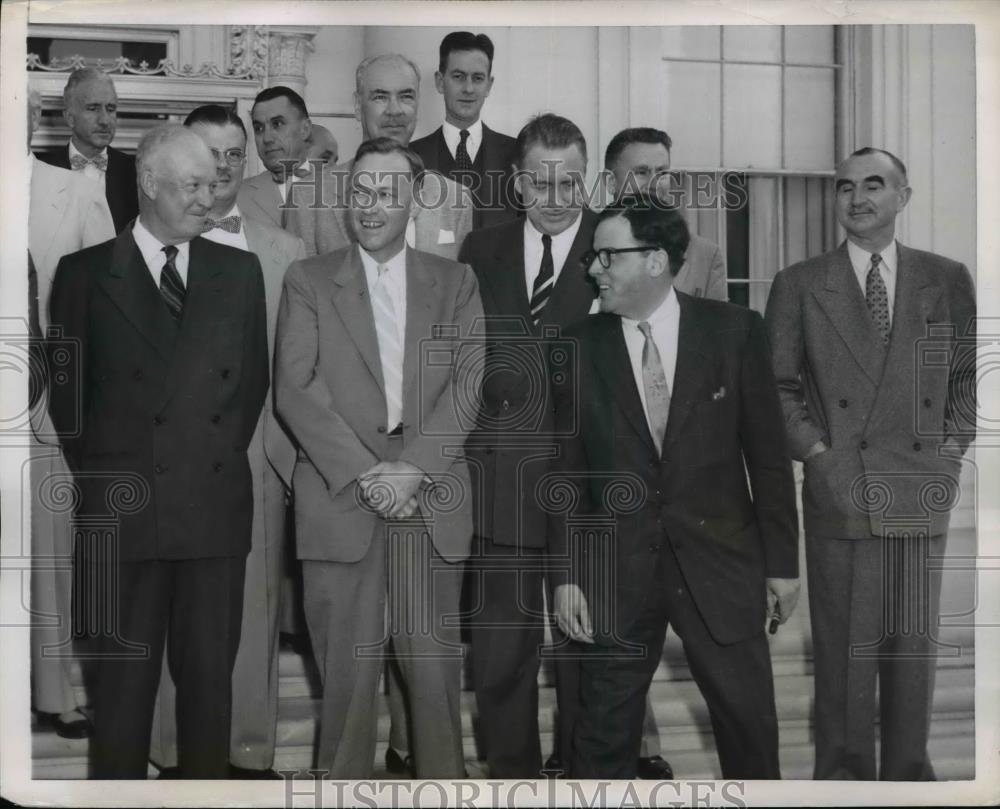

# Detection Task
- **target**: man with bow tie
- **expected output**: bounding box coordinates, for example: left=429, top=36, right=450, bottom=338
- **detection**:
left=549, top=194, right=799, bottom=779
left=147, top=105, right=306, bottom=779
left=37, top=68, right=138, bottom=233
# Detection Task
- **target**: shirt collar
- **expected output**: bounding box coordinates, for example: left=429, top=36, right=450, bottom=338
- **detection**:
left=524, top=211, right=584, bottom=249
left=847, top=238, right=897, bottom=276
left=622, top=285, right=680, bottom=331
left=133, top=217, right=191, bottom=267
left=358, top=243, right=407, bottom=281
left=442, top=119, right=483, bottom=155
left=69, top=139, right=109, bottom=166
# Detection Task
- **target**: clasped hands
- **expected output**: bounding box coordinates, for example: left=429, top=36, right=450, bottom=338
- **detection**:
left=357, top=460, right=426, bottom=520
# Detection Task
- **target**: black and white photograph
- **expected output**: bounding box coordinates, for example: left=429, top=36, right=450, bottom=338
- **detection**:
left=0, top=1, right=997, bottom=806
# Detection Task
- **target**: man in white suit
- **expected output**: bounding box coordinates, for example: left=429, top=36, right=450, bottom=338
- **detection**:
left=149, top=105, right=306, bottom=778
left=27, top=89, right=115, bottom=738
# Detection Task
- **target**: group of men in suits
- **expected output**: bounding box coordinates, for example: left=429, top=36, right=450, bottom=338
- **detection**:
left=29, top=26, right=975, bottom=784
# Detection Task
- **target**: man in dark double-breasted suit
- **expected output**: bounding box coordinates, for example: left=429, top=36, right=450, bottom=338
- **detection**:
left=765, top=147, right=976, bottom=780
left=551, top=195, right=799, bottom=780
left=48, top=125, right=268, bottom=779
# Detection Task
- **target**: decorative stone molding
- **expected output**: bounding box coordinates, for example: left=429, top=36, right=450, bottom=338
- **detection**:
left=266, top=26, right=319, bottom=93
left=229, top=25, right=268, bottom=82
left=26, top=52, right=259, bottom=81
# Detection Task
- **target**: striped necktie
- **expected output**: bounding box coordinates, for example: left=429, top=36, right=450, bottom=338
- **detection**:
left=160, top=245, right=185, bottom=319
left=530, top=234, right=554, bottom=325
left=865, top=253, right=890, bottom=344
left=371, top=264, right=404, bottom=431
left=638, top=321, right=671, bottom=456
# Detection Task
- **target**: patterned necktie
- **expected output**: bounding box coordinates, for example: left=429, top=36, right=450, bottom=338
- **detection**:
left=865, top=253, right=890, bottom=344
left=529, top=234, right=554, bottom=325
left=69, top=152, right=108, bottom=171
left=160, top=245, right=186, bottom=319
left=637, top=321, right=671, bottom=456
left=455, top=129, right=474, bottom=174
left=371, top=264, right=404, bottom=431
left=206, top=215, right=242, bottom=233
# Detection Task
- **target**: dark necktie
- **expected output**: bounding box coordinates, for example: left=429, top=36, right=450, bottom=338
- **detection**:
left=865, top=253, right=890, bottom=344
left=455, top=129, right=473, bottom=173
left=529, top=234, right=554, bottom=325
left=638, top=321, right=671, bottom=456
left=160, top=245, right=186, bottom=319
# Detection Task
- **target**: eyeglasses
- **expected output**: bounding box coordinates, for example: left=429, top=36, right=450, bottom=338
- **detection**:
left=210, top=148, right=246, bottom=167
left=581, top=246, right=658, bottom=269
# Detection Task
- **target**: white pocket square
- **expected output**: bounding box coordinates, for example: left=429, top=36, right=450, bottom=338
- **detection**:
left=437, top=229, right=455, bottom=245
left=711, top=386, right=726, bottom=401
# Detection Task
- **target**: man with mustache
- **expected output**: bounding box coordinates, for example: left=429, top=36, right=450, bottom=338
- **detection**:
left=38, top=68, right=138, bottom=233
left=765, top=147, right=976, bottom=779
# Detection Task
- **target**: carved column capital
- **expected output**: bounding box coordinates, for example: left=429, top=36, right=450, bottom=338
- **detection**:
left=266, top=26, right=319, bottom=94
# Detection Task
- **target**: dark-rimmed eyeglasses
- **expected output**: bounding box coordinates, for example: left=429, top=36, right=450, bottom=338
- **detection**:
left=581, top=246, right=657, bottom=269
left=210, top=148, right=246, bottom=167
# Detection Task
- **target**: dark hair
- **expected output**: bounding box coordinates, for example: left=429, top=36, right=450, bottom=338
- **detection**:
left=183, top=104, right=246, bottom=138
left=849, top=146, right=909, bottom=184
left=352, top=136, right=426, bottom=179
left=251, top=86, right=309, bottom=119
left=513, top=113, right=587, bottom=168
left=604, top=127, right=673, bottom=171
left=597, top=192, right=690, bottom=276
left=438, top=31, right=495, bottom=73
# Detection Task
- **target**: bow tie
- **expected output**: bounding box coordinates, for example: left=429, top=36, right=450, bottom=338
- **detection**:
left=69, top=152, right=108, bottom=171
left=206, top=215, right=242, bottom=233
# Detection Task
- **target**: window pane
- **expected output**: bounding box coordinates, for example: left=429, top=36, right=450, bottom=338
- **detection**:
left=723, top=26, right=781, bottom=62
left=660, top=61, right=721, bottom=167
left=723, top=64, right=781, bottom=168
left=784, top=25, right=835, bottom=63
left=661, top=26, right=721, bottom=60
left=784, top=67, right=835, bottom=170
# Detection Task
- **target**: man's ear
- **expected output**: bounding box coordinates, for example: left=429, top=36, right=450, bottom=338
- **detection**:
left=434, top=71, right=445, bottom=95
left=897, top=184, right=913, bottom=211
left=647, top=248, right=669, bottom=279
left=301, top=117, right=313, bottom=142
left=139, top=169, right=157, bottom=200
left=353, top=92, right=362, bottom=124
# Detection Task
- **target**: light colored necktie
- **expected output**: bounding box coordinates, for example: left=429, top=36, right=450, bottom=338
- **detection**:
left=638, top=321, right=671, bottom=455
left=70, top=152, right=108, bottom=171
left=372, top=264, right=404, bottom=431
left=865, top=253, right=891, bottom=344
left=206, top=215, right=242, bottom=233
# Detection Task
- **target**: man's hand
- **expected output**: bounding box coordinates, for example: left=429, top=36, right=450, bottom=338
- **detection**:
left=358, top=460, right=425, bottom=518
left=554, top=583, right=595, bottom=644
left=765, top=577, right=801, bottom=630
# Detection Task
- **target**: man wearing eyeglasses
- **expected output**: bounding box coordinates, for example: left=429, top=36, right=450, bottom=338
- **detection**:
left=550, top=194, right=799, bottom=779
left=456, top=113, right=598, bottom=778
left=147, top=104, right=306, bottom=779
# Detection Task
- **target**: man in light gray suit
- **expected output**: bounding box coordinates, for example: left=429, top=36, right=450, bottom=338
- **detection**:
left=275, top=137, right=483, bottom=778
left=765, top=147, right=976, bottom=780
left=285, top=54, right=473, bottom=261
left=150, top=105, right=306, bottom=779
left=605, top=127, right=728, bottom=302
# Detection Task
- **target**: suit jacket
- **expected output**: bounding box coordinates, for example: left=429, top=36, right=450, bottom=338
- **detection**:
left=410, top=123, right=519, bottom=230
left=765, top=241, right=976, bottom=539
left=275, top=245, right=484, bottom=564
left=238, top=171, right=284, bottom=229
left=458, top=210, right=598, bottom=547
left=243, top=218, right=307, bottom=487
left=47, top=229, right=269, bottom=561
left=38, top=145, right=137, bottom=234
left=284, top=160, right=473, bottom=260
left=549, top=297, right=798, bottom=646
left=674, top=233, right=728, bottom=301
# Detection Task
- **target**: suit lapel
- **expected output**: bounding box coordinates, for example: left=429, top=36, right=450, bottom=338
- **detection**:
left=402, top=248, right=438, bottom=406
left=331, top=246, right=384, bottom=393
left=812, top=243, right=885, bottom=384
left=98, top=228, right=177, bottom=362
left=591, top=315, right=656, bottom=453
left=34, top=178, right=70, bottom=275
left=662, top=293, right=713, bottom=452
left=244, top=175, right=282, bottom=228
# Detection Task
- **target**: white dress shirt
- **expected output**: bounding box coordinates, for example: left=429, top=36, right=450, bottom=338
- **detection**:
left=133, top=218, right=190, bottom=287
left=523, top=213, right=583, bottom=303
left=847, top=238, right=898, bottom=323
left=621, top=286, right=681, bottom=435
left=68, top=140, right=107, bottom=189
left=201, top=203, right=249, bottom=252
left=441, top=118, right=483, bottom=163
left=359, top=244, right=407, bottom=428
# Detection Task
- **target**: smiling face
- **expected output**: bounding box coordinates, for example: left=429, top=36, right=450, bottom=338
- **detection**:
left=355, top=57, right=420, bottom=145
left=435, top=48, right=494, bottom=129
left=251, top=96, right=312, bottom=174
left=517, top=143, right=587, bottom=237
left=834, top=151, right=911, bottom=250
left=65, top=77, right=117, bottom=156
left=140, top=135, right=218, bottom=244
left=188, top=121, right=246, bottom=216
left=349, top=150, right=416, bottom=262
left=587, top=215, right=668, bottom=320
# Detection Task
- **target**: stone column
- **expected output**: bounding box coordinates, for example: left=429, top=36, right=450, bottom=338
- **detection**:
left=266, top=26, right=319, bottom=95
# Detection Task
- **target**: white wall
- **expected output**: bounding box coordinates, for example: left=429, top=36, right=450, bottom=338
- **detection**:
left=303, top=25, right=364, bottom=162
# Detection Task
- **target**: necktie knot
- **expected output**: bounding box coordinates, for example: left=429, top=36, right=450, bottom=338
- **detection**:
left=871, top=253, right=882, bottom=269
left=70, top=152, right=108, bottom=171
left=162, top=245, right=179, bottom=262
left=637, top=321, right=653, bottom=340
left=459, top=129, right=470, bottom=143
left=541, top=234, right=552, bottom=250
left=206, top=215, right=242, bottom=234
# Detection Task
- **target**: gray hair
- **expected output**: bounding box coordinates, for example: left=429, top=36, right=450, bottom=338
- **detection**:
left=136, top=123, right=206, bottom=178
left=63, top=67, right=114, bottom=109
left=355, top=54, right=421, bottom=95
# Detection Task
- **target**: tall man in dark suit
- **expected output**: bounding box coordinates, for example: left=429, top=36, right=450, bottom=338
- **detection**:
left=764, top=148, right=976, bottom=780
left=38, top=68, right=138, bottom=233
left=457, top=113, right=596, bottom=778
left=275, top=137, right=483, bottom=779
left=47, top=124, right=269, bottom=779
left=149, top=105, right=306, bottom=779
left=410, top=31, right=518, bottom=230
left=551, top=195, right=800, bottom=780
